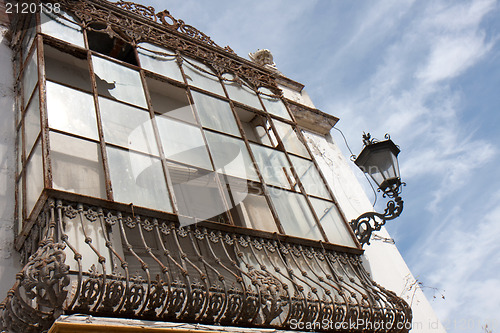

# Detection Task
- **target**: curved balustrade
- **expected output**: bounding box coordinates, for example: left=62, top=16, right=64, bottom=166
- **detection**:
left=0, top=198, right=411, bottom=332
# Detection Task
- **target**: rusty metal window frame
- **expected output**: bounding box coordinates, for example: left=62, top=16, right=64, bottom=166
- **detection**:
left=13, top=3, right=360, bottom=250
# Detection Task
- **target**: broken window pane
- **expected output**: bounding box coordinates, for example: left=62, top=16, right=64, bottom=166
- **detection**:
left=106, top=146, right=172, bottom=212
left=25, top=142, right=43, bottom=217
left=289, top=155, right=330, bottom=199
left=44, top=45, right=91, bottom=92
left=191, top=91, right=240, bottom=136
left=259, top=88, right=292, bottom=120
left=92, top=55, right=147, bottom=108
left=250, top=143, right=292, bottom=189
left=273, top=120, right=310, bottom=158
left=156, top=116, right=212, bottom=170
left=268, top=188, right=324, bottom=241
left=204, top=130, right=258, bottom=181
left=235, top=107, right=278, bottom=147
left=87, top=23, right=137, bottom=65
left=182, top=57, right=224, bottom=96
left=40, top=8, right=84, bottom=48
left=223, top=74, right=262, bottom=110
left=147, top=77, right=196, bottom=124
left=309, top=197, right=355, bottom=247
left=50, top=131, right=106, bottom=198
left=46, top=82, right=99, bottom=140
left=138, top=43, right=183, bottom=82
left=99, top=97, right=158, bottom=156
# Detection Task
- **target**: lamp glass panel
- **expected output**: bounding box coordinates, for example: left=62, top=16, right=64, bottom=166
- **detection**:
left=365, top=149, right=397, bottom=187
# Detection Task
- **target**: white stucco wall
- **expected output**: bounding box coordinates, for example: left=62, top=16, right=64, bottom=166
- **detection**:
left=0, top=27, right=22, bottom=297
left=303, top=130, right=446, bottom=333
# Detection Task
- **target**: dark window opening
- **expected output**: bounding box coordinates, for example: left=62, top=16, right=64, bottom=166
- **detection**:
left=87, top=23, right=138, bottom=65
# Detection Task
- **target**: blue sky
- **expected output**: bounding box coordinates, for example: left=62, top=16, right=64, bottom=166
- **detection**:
left=137, top=0, right=500, bottom=330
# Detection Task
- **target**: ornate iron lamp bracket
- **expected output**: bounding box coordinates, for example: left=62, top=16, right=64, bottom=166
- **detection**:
left=349, top=133, right=405, bottom=246
left=350, top=191, right=404, bottom=246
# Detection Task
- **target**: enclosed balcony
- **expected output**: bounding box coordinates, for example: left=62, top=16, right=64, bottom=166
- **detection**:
left=1, top=1, right=412, bottom=332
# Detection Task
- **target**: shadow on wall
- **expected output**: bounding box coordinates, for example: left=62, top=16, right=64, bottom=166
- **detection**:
left=0, top=28, right=22, bottom=298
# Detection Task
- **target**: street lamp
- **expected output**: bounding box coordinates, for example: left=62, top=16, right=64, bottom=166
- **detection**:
left=350, top=133, right=405, bottom=246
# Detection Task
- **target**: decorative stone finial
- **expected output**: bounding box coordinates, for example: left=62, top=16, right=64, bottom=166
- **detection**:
left=249, top=49, right=281, bottom=74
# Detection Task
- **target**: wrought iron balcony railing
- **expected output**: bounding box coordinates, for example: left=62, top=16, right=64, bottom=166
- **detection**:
left=0, top=195, right=411, bottom=332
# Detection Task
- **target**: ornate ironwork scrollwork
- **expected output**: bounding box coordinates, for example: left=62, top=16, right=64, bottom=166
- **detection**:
left=350, top=195, right=404, bottom=246
left=1, top=198, right=412, bottom=332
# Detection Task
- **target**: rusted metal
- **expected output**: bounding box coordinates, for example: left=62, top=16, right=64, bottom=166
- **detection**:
left=1, top=197, right=411, bottom=332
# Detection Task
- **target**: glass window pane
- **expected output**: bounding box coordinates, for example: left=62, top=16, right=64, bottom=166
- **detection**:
left=310, top=197, right=356, bottom=247
left=147, top=77, right=196, bottom=124
left=26, top=142, right=44, bottom=217
left=167, top=162, right=228, bottom=225
left=204, top=131, right=259, bottom=181
left=138, top=43, right=183, bottom=82
left=17, top=131, right=22, bottom=176
left=24, top=89, right=40, bottom=157
left=47, top=82, right=99, bottom=140
left=106, top=146, right=172, bottom=212
left=99, top=97, right=158, bottom=155
left=17, top=180, right=23, bottom=234
left=268, top=188, right=324, bottom=241
left=50, top=131, right=106, bottom=198
left=44, top=45, right=91, bottom=92
left=156, top=117, right=212, bottom=169
left=235, top=107, right=278, bottom=147
left=23, top=50, right=37, bottom=108
left=289, top=155, right=330, bottom=199
left=223, top=74, right=262, bottom=110
left=250, top=143, right=292, bottom=189
left=40, top=9, right=85, bottom=48
left=273, top=120, right=309, bottom=158
left=182, top=57, right=224, bottom=96
left=222, top=177, right=277, bottom=232
left=191, top=91, right=240, bottom=136
left=92, top=55, right=147, bottom=108
left=259, top=88, right=291, bottom=120
left=22, top=15, right=36, bottom=62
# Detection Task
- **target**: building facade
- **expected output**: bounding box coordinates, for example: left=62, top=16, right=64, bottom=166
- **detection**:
left=0, top=1, right=445, bottom=332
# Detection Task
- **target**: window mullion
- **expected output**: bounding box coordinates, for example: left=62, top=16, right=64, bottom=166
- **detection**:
left=220, top=78, right=286, bottom=234
left=136, top=47, right=180, bottom=216
left=86, top=37, right=113, bottom=201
